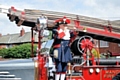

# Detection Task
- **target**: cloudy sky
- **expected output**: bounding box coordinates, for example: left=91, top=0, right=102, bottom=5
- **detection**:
left=0, top=0, right=120, bottom=35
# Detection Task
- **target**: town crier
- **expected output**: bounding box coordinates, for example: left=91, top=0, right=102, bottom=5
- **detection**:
left=52, top=16, right=73, bottom=80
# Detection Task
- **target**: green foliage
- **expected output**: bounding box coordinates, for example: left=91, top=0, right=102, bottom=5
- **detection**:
left=0, top=43, right=37, bottom=58
left=0, top=48, right=8, bottom=58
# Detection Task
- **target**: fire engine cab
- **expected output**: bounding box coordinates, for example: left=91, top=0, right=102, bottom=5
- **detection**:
left=0, top=6, right=120, bottom=80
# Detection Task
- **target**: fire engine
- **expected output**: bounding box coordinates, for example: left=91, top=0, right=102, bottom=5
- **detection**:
left=0, top=6, right=120, bottom=80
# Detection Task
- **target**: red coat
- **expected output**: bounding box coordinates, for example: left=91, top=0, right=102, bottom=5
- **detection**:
left=53, top=27, right=65, bottom=48
left=53, top=27, right=77, bottom=48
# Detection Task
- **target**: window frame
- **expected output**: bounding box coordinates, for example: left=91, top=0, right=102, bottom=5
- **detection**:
left=118, top=44, right=120, bottom=47
left=99, top=40, right=109, bottom=47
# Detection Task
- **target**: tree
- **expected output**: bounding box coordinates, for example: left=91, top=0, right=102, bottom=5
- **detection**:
left=0, top=43, right=37, bottom=58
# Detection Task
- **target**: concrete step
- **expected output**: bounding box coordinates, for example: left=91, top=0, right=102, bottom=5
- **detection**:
left=0, top=71, right=21, bottom=80
left=0, top=75, right=15, bottom=78
left=0, top=59, right=34, bottom=80
left=0, top=78, right=21, bottom=80
left=0, top=71, right=9, bottom=75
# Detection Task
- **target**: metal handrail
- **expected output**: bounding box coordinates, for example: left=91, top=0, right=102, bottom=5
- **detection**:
left=69, top=60, right=86, bottom=80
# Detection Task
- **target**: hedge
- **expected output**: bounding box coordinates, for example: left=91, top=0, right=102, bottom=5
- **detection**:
left=0, top=43, right=37, bottom=58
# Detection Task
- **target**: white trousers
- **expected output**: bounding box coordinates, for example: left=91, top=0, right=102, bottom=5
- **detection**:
left=55, top=74, right=66, bottom=80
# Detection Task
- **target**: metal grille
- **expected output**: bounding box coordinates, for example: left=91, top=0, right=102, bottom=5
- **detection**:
left=72, top=56, right=83, bottom=64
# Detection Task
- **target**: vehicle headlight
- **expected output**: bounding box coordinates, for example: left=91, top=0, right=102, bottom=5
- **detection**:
left=35, top=61, right=38, bottom=68
left=96, top=68, right=100, bottom=73
left=89, top=68, right=94, bottom=73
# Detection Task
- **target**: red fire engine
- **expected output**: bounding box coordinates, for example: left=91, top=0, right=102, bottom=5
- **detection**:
left=0, top=6, right=120, bottom=80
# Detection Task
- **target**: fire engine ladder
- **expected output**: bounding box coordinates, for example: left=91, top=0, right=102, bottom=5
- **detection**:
left=24, top=9, right=120, bottom=44
left=0, top=5, right=9, bottom=14
left=1, top=6, right=120, bottom=43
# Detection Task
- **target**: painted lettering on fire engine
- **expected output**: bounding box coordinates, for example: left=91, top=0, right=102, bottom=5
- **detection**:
left=104, top=70, right=120, bottom=78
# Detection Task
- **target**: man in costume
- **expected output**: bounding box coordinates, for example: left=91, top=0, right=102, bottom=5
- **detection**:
left=52, top=17, right=73, bottom=80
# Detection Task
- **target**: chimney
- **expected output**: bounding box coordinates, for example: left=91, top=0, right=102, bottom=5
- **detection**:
left=0, top=33, right=2, bottom=37
left=20, top=28, right=25, bottom=36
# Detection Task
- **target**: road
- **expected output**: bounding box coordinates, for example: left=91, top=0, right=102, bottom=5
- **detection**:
left=0, top=58, right=34, bottom=80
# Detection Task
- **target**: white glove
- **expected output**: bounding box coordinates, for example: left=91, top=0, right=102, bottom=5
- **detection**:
left=53, top=49, right=58, bottom=58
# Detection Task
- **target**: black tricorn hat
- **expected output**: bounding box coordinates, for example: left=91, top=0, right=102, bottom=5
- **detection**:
left=55, top=16, right=70, bottom=26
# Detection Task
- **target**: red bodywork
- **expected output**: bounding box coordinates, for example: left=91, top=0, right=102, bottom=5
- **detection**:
left=37, top=31, right=48, bottom=80
left=66, top=66, right=120, bottom=80
left=38, top=54, right=47, bottom=80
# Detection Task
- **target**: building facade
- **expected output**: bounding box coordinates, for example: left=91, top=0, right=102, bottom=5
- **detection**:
left=99, top=40, right=120, bottom=54
left=0, top=28, right=38, bottom=49
left=0, top=28, right=120, bottom=55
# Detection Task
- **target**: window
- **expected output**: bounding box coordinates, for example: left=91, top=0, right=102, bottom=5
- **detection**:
left=118, top=44, right=120, bottom=47
left=6, top=44, right=12, bottom=48
left=100, top=40, right=109, bottom=47
left=94, top=39, right=99, bottom=48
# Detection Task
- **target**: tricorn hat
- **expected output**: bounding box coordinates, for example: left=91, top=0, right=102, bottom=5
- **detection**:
left=55, top=16, right=70, bottom=26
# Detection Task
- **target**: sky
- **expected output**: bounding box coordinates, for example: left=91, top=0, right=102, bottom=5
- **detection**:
left=0, top=0, right=120, bottom=35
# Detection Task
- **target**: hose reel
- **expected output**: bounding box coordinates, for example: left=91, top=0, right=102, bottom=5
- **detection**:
left=71, top=36, right=94, bottom=56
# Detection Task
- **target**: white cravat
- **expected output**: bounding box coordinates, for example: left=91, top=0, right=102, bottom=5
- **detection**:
left=63, top=27, right=70, bottom=40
